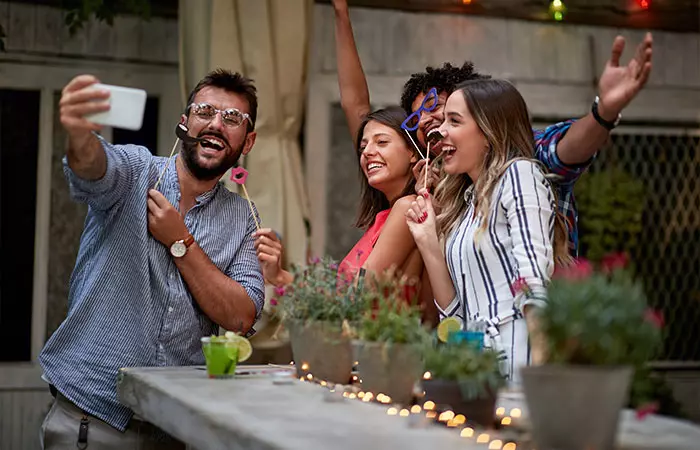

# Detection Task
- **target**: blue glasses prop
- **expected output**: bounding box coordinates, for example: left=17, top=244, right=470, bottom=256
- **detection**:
left=401, top=87, right=439, bottom=185
left=401, top=87, right=439, bottom=132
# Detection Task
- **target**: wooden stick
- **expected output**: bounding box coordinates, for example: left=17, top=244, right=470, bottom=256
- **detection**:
left=240, top=183, right=261, bottom=230
left=425, top=142, right=431, bottom=192
left=403, top=129, right=427, bottom=160
left=154, top=138, right=180, bottom=191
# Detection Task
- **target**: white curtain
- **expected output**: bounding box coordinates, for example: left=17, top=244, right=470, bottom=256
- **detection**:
left=179, top=0, right=312, bottom=344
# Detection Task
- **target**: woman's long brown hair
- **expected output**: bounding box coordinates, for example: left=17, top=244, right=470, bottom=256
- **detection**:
left=434, top=79, right=570, bottom=264
left=354, top=106, right=421, bottom=229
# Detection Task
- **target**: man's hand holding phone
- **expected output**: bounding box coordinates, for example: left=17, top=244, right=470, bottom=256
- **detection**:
left=59, top=75, right=111, bottom=147
left=59, top=75, right=147, bottom=144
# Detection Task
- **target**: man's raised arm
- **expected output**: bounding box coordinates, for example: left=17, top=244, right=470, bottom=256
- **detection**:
left=60, top=75, right=111, bottom=180
left=555, top=33, right=653, bottom=165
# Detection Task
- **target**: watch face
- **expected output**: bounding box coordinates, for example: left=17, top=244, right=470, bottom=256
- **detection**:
left=170, top=241, right=187, bottom=258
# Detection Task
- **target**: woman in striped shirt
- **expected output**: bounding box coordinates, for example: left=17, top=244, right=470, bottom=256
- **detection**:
left=405, top=78, right=570, bottom=382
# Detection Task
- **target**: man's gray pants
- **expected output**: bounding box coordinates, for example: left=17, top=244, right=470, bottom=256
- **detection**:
left=40, top=392, right=186, bottom=450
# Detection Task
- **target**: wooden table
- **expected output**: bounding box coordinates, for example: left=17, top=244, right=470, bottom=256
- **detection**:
left=117, top=366, right=700, bottom=450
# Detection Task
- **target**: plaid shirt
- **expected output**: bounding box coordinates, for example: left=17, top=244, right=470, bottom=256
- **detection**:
left=534, top=120, right=591, bottom=255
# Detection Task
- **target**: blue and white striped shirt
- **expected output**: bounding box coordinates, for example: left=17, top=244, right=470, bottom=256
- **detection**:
left=39, top=138, right=264, bottom=431
left=438, top=160, right=555, bottom=380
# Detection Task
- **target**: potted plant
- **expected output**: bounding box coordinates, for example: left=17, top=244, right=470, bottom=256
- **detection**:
left=421, top=341, right=506, bottom=427
left=520, top=254, right=663, bottom=450
left=352, top=273, right=431, bottom=404
left=276, top=257, right=368, bottom=384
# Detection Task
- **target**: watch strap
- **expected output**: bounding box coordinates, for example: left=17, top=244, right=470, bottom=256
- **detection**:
left=592, top=96, right=621, bottom=131
left=183, top=234, right=194, bottom=248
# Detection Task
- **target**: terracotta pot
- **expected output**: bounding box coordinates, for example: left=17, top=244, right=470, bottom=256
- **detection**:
left=286, top=320, right=353, bottom=384
left=422, top=379, right=496, bottom=427
left=521, top=365, right=633, bottom=450
left=354, top=340, right=423, bottom=404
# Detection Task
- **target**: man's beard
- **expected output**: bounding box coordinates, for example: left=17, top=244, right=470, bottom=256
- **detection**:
left=181, top=134, right=244, bottom=181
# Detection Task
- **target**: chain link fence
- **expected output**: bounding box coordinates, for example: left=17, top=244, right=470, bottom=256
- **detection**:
left=575, top=129, right=700, bottom=361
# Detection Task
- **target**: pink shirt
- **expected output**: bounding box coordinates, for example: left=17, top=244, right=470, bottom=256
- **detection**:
left=338, top=209, right=391, bottom=282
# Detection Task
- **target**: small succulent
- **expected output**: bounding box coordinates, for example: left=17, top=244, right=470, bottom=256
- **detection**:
left=422, top=342, right=506, bottom=400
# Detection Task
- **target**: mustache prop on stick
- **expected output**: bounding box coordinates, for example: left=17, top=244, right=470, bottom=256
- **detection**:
left=154, top=124, right=205, bottom=191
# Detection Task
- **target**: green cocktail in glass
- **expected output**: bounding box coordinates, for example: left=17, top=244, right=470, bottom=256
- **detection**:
left=201, top=336, right=239, bottom=378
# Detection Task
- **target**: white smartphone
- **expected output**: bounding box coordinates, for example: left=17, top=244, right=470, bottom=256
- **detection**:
left=86, top=83, right=147, bottom=131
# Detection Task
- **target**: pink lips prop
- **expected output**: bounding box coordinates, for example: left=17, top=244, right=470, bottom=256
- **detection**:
left=230, top=167, right=249, bottom=185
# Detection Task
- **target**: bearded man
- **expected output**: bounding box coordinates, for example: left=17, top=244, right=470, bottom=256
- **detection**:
left=39, top=69, right=264, bottom=449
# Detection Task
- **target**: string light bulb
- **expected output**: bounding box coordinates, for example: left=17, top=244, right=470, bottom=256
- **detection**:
left=489, top=440, right=503, bottom=449
left=640, top=0, right=650, bottom=9
left=438, top=410, right=455, bottom=422
left=460, top=427, right=474, bottom=438
left=477, top=433, right=490, bottom=444
left=549, top=0, right=567, bottom=21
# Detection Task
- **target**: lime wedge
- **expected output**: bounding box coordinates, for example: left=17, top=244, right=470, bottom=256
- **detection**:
left=224, top=342, right=239, bottom=362
left=437, top=317, right=462, bottom=343
left=228, top=335, right=252, bottom=362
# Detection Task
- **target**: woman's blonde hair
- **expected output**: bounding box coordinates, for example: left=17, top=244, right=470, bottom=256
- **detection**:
left=434, top=79, right=570, bottom=264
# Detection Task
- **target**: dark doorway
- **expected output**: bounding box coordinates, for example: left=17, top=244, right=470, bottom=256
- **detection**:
left=0, top=88, right=40, bottom=362
left=112, top=96, right=160, bottom=154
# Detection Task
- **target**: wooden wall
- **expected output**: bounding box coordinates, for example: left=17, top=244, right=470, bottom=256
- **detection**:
left=0, top=2, right=178, bottom=64
left=0, top=365, right=52, bottom=450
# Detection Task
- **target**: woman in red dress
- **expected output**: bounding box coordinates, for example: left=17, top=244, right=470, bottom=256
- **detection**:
left=255, top=107, right=424, bottom=290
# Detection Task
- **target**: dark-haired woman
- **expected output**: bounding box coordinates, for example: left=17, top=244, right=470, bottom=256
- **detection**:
left=254, top=106, right=424, bottom=288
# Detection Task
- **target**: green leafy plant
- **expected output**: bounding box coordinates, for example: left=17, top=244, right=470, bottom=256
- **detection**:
left=525, top=254, right=665, bottom=414
left=422, top=342, right=506, bottom=400
left=359, top=298, right=429, bottom=345
left=356, top=272, right=430, bottom=345
left=61, top=0, right=152, bottom=35
left=575, top=168, right=644, bottom=262
left=275, top=257, right=368, bottom=330
left=536, top=254, right=663, bottom=366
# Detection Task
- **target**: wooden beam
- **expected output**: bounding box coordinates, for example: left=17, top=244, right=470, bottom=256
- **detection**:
left=316, top=0, right=699, bottom=33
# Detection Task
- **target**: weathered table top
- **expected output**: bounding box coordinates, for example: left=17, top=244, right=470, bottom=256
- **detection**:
left=117, top=366, right=700, bottom=450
